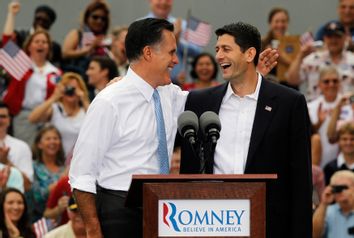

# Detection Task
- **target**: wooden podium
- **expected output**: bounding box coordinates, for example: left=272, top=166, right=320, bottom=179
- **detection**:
left=126, top=174, right=277, bottom=238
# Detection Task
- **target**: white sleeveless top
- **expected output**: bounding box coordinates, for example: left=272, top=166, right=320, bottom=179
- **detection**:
left=51, top=102, right=86, bottom=157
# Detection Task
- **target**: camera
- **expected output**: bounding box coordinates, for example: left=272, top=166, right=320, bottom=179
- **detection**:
left=349, top=95, right=354, bottom=104
left=64, top=86, right=76, bottom=96
left=348, top=226, right=354, bottom=235
left=331, top=185, right=349, bottom=194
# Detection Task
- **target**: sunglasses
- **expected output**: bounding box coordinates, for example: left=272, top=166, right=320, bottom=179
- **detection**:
left=35, top=16, right=51, bottom=23
left=321, top=78, right=339, bottom=85
left=90, top=15, right=107, bottom=22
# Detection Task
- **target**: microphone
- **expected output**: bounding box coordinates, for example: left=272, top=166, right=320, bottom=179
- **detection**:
left=177, top=111, right=199, bottom=145
left=199, top=111, right=221, bottom=144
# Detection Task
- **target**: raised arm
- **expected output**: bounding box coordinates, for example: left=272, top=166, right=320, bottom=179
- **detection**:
left=313, top=186, right=333, bottom=238
left=286, top=43, right=314, bottom=86
left=28, top=84, right=64, bottom=123
left=3, top=2, right=20, bottom=36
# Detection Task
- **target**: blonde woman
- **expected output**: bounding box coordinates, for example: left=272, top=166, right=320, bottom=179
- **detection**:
left=28, top=72, right=89, bottom=157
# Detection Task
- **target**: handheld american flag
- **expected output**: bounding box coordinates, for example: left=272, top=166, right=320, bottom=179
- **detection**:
left=0, top=40, right=32, bottom=81
left=184, top=16, right=212, bottom=47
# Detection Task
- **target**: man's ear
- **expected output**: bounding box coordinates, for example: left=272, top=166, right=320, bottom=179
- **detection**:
left=245, top=47, right=256, bottom=63
left=142, top=45, right=153, bottom=62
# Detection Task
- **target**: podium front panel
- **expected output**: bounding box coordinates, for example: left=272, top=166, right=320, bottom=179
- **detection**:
left=143, top=182, right=265, bottom=238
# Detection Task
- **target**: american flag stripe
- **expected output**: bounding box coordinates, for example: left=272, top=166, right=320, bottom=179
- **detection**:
left=0, top=40, right=32, bottom=81
left=0, top=51, right=23, bottom=79
left=184, top=16, right=212, bottom=47
left=300, top=32, right=314, bottom=46
left=0, top=53, right=21, bottom=79
left=33, top=218, right=48, bottom=238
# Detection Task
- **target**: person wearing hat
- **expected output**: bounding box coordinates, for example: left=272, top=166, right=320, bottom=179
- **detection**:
left=44, top=196, right=86, bottom=238
left=2, top=1, right=62, bottom=67
left=287, top=20, right=354, bottom=101
left=315, top=0, right=354, bottom=44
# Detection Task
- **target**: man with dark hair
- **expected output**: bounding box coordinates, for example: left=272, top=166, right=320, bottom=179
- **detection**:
left=70, top=18, right=187, bottom=238
left=86, top=56, right=118, bottom=101
left=180, top=22, right=312, bottom=238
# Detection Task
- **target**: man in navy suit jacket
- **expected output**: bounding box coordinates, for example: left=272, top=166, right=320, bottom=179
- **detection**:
left=180, top=22, right=313, bottom=238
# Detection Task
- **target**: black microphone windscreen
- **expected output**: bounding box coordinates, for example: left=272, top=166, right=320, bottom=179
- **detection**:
left=199, top=111, right=221, bottom=136
left=177, top=111, right=199, bottom=136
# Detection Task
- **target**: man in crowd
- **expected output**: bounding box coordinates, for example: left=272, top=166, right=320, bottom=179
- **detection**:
left=313, top=170, right=354, bottom=238
left=86, top=56, right=118, bottom=101
left=144, top=0, right=202, bottom=84
left=287, top=21, right=354, bottom=101
left=0, top=102, right=33, bottom=191
left=316, top=0, right=354, bottom=45
left=45, top=196, right=86, bottom=238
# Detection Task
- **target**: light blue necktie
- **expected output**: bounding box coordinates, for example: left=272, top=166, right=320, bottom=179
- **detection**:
left=152, top=89, right=170, bottom=174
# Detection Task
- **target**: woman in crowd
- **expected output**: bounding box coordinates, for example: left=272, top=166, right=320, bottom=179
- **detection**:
left=62, top=1, right=111, bottom=76
left=2, top=30, right=61, bottom=146
left=182, top=52, right=219, bottom=91
left=0, top=188, right=35, bottom=238
left=26, top=125, right=66, bottom=222
left=261, top=7, right=292, bottom=81
left=28, top=72, right=89, bottom=158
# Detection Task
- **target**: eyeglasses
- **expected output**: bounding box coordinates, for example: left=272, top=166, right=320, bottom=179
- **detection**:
left=90, top=15, right=107, bottom=22
left=321, top=78, right=339, bottom=85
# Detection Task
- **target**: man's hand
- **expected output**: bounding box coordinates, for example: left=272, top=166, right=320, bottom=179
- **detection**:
left=321, top=186, right=334, bottom=205
left=106, top=76, right=123, bottom=87
left=257, top=48, right=278, bottom=76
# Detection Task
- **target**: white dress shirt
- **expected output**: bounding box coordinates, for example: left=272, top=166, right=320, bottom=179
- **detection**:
left=214, top=74, right=262, bottom=174
left=69, top=68, right=188, bottom=193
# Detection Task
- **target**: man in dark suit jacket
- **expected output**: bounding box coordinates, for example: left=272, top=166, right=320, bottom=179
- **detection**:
left=180, top=22, right=313, bottom=238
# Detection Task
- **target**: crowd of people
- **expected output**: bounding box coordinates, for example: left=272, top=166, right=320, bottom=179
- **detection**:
left=0, top=0, right=353, bottom=237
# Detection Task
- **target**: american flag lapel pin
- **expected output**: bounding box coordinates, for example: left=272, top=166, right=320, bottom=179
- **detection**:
left=265, top=105, right=272, bottom=112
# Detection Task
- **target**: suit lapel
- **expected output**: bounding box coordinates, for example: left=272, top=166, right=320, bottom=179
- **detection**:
left=207, top=83, right=228, bottom=114
left=245, top=79, right=277, bottom=171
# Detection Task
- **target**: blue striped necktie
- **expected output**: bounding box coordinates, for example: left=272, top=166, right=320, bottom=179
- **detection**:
left=152, top=89, right=169, bottom=174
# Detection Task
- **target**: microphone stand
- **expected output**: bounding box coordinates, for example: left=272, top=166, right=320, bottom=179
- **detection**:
left=199, top=139, right=216, bottom=174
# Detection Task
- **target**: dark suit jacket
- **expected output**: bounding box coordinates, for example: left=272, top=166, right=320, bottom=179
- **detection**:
left=180, top=79, right=313, bottom=238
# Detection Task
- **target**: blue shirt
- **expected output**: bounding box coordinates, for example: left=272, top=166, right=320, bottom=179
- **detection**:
left=324, top=203, right=354, bottom=238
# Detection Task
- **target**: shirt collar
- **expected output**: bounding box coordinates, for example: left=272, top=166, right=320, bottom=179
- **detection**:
left=32, top=61, right=58, bottom=74
left=223, top=73, right=262, bottom=102
left=146, top=12, right=175, bottom=23
left=337, top=152, right=354, bottom=169
left=126, top=67, right=155, bottom=102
